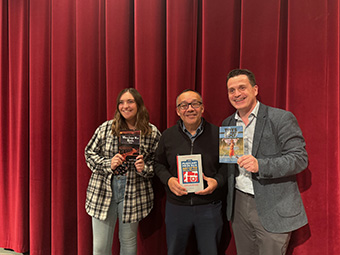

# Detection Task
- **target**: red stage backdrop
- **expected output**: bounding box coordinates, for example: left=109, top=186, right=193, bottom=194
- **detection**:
left=1, top=0, right=339, bottom=254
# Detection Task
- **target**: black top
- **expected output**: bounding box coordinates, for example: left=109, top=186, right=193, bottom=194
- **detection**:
left=155, top=118, right=228, bottom=206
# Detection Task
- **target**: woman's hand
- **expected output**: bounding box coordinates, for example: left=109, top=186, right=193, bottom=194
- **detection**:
left=134, top=155, right=144, bottom=173
left=111, top=153, right=125, bottom=170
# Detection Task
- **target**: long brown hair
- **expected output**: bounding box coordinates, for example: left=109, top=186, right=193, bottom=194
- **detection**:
left=111, top=88, right=151, bottom=136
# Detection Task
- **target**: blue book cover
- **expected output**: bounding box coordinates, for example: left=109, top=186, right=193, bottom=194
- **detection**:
left=219, top=126, right=244, bottom=163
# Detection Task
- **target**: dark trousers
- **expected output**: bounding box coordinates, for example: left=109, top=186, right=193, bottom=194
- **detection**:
left=232, top=189, right=291, bottom=255
left=165, top=200, right=223, bottom=255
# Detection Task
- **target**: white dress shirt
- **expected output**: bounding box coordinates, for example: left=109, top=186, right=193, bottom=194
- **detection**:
left=234, top=101, right=260, bottom=195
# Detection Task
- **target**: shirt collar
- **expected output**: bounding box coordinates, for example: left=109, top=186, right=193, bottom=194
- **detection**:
left=181, top=118, right=204, bottom=139
left=235, top=101, right=260, bottom=121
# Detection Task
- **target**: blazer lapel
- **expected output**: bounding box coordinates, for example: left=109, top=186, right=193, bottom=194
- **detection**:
left=252, top=103, right=267, bottom=156
left=229, top=113, right=237, bottom=126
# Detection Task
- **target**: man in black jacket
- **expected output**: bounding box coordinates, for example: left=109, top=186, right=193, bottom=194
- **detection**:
left=155, top=89, right=227, bottom=255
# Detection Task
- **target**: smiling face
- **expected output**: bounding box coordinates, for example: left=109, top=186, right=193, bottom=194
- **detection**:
left=227, top=74, right=258, bottom=117
left=176, top=91, right=204, bottom=130
left=118, top=92, right=138, bottom=125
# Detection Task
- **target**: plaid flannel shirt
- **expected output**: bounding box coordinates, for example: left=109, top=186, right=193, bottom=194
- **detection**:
left=85, top=120, right=161, bottom=223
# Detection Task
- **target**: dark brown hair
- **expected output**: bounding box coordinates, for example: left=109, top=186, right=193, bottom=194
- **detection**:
left=226, top=69, right=256, bottom=87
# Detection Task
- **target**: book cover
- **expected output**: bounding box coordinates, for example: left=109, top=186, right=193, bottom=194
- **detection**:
left=176, top=154, right=204, bottom=193
left=219, top=126, right=244, bottom=163
left=119, top=130, right=140, bottom=162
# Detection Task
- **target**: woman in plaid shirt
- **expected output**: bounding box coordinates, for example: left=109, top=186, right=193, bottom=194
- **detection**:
left=85, top=88, right=161, bottom=255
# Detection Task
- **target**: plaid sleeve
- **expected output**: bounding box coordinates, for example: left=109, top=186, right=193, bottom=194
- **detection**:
left=84, top=120, right=115, bottom=175
left=136, top=124, right=161, bottom=179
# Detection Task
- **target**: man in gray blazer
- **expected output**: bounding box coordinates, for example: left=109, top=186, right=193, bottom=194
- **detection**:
left=222, top=69, right=308, bottom=255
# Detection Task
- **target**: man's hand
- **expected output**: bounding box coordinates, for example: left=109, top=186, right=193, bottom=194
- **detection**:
left=195, top=174, right=218, bottom=195
left=237, top=155, right=259, bottom=173
left=168, top=177, right=188, bottom=196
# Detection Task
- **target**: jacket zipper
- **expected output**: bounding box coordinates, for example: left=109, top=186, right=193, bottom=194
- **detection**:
left=190, top=139, right=194, bottom=205
left=190, top=140, right=194, bottom=155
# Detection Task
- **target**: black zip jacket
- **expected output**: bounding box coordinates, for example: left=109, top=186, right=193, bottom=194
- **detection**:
left=155, top=118, right=227, bottom=206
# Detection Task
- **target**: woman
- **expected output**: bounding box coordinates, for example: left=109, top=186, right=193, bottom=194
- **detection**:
left=85, top=88, right=161, bottom=255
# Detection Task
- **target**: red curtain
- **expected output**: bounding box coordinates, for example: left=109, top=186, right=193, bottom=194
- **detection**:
left=1, top=0, right=339, bottom=254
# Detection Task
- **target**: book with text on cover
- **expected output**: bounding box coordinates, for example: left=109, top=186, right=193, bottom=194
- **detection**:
left=119, top=130, right=140, bottom=162
left=219, top=126, right=244, bottom=163
left=176, top=154, right=204, bottom=193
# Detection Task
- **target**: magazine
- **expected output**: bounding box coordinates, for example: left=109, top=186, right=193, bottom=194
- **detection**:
left=219, top=126, right=244, bottom=163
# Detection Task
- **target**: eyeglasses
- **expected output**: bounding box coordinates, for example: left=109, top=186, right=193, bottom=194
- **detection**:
left=177, top=101, right=202, bottom=110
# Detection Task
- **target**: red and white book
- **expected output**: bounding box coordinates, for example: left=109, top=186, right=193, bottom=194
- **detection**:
left=176, top=154, right=204, bottom=193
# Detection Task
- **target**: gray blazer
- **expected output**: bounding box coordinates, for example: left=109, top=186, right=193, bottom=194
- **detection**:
left=222, top=102, right=308, bottom=233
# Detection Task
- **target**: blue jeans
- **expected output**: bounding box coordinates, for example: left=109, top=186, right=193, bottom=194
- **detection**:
left=165, top=200, right=223, bottom=255
left=92, top=175, right=138, bottom=255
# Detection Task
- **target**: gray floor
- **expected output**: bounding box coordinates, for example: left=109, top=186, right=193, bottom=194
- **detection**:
left=0, top=248, right=22, bottom=255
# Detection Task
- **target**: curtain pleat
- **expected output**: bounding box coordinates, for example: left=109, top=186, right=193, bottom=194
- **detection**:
left=200, top=0, right=240, bottom=126
left=239, top=0, right=282, bottom=107
left=0, top=0, right=340, bottom=254
left=106, top=0, right=134, bottom=119
left=51, top=0, right=78, bottom=254
left=29, top=0, right=52, bottom=254
left=0, top=0, right=9, bottom=250
left=286, top=1, right=337, bottom=253
left=134, top=0, right=166, bottom=131
left=325, top=2, right=340, bottom=252
left=166, top=0, right=198, bottom=126
left=75, top=0, right=107, bottom=254
left=0, top=0, right=30, bottom=252
left=134, top=1, right=167, bottom=253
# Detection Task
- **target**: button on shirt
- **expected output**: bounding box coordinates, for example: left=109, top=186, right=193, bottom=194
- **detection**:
left=235, top=101, right=260, bottom=195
